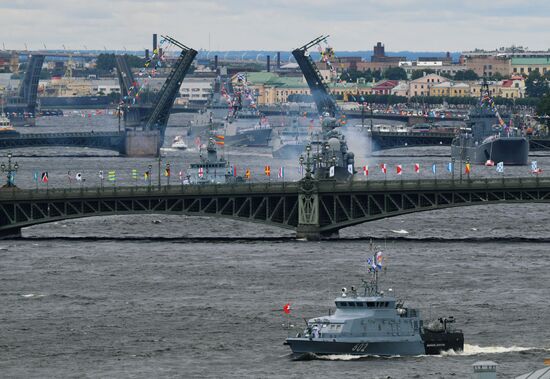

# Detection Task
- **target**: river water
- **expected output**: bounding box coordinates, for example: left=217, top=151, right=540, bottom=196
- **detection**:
left=1, top=112, right=549, bottom=378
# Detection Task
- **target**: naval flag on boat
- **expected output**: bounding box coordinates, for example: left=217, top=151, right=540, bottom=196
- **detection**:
left=283, top=303, right=291, bottom=314
left=496, top=162, right=504, bottom=173
left=329, top=165, right=335, bottom=177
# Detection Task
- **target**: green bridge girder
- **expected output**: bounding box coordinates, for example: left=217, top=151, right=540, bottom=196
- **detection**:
left=1, top=177, right=549, bottom=239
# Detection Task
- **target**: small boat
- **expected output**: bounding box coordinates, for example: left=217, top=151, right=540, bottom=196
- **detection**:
left=171, top=135, right=188, bottom=150
left=284, top=245, right=464, bottom=358
left=0, top=114, right=20, bottom=137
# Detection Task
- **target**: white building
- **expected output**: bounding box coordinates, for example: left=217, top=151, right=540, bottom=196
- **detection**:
left=178, top=78, right=213, bottom=103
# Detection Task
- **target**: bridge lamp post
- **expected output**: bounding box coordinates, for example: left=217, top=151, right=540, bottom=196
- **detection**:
left=0, top=152, right=18, bottom=188
left=148, top=164, right=152, bottom=189
left=451, top=158, right=455, bottom=182
left=305, top=144, right=313, bottom=178
left=299, top=155, right=304, bottom=178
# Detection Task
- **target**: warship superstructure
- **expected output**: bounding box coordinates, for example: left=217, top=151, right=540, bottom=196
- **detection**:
left=187, top=137, right=241, bottom=184
left=451, top=81, right=529, bottom=165
left=284, top=248, right=464, bottom=357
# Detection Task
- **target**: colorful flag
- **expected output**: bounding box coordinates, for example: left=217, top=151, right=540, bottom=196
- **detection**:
left=496, top=162, right=504, bottom=173
left=447, top=162, right=453, bottom=172
left=380, top=163, right=387, bottom=174
left=179, top=170, right=184, bottom=180
left=233, top=165, right=237, bottom=177
left=41, top=172, right=48, bottom=183
left=75, top=172, right=83, bottom=181
left=144, top=170, right=150, bottom=180
left=108, top=171, right=116, bottom=181
left=396, top=165, right=402, bottom=175
left=264, top=165, right=271, bottom=177
left=432, top=164, right=437, bottom=175
left=245, top=168, right=251, bottom=179
left=278, top=167, right=284, bottom=179
left=329, top=166, right=335, bottom=177
left=164, top=167, right=171, bottom=177
left=283, top=303, right=291, bottom=314
left=465, top=163, right=471, bottom=174
left=198, top=167, right=204, bottom=178
left=131, top=169, right=138, bottom=180
left=414, top=163, right=420, bottom=173
left=363, top=165, right=369, bottom=176
left=347, top=164, right=353, bottom=174
left=531, top=161, right=541, bottom=174
left=375, top=251, right=383, bottom=269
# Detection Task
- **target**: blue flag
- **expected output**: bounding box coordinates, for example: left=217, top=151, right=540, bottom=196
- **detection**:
left=447, top=162, right=453, bottom=172
left=432, top=164, right=437, bottom=174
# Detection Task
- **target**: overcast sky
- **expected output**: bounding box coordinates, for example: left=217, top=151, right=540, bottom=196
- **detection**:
left=1, top=0, right=550, bottom=52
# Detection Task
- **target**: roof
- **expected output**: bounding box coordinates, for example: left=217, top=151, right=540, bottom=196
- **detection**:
left=515, top=366, right=550, bottom=379
left=411, top=73, right=449, bottom=83
left=511, top=57, right=550, bottom=65
left=373, top=80, right=398, bottom=89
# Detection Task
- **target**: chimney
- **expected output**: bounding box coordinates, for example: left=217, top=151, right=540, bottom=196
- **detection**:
left=276, top=52, right=281, bottom=69
left=267, top=55, right=270, bottom=72
left=153, top=34, right=158, bottom=51
left=214, top=55, right=218, bottom=70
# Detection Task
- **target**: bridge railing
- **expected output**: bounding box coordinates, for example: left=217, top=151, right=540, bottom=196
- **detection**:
left=0, top=181, right=301, bottom=201
left=320, top=177, right=550, bottom=192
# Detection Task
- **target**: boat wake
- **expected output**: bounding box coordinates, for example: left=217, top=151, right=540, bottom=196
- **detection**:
left=441, top=344, right=547, bottom=356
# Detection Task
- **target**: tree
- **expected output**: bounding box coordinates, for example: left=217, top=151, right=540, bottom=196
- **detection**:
left=525, top=70, right=549, bottom=98
left=383, top=67, right=407, bottom=80
left=454, top=69, right=479, bottom=81
left=411, top=69, right=435, bottom=80
left=536, top=93, right=550, bottom=115
left=95, top=53, right=116, bottom=71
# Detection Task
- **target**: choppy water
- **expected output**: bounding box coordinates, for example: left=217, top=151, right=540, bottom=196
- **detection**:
left=1, top=112, right=550, bottom=378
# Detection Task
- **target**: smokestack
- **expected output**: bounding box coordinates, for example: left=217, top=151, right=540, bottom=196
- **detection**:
left=214, top=55, right=218, bottom=70
left=276, top=52, right=281, bottom=70
left=145, top=49, right=150, bottom=59
left=153, top=34, right=158, bottom=51
left=267, top=55, right=270, bottom=72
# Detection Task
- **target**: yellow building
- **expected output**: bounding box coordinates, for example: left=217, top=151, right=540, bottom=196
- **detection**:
left=511, top=57, right=550, bottom=76
left=429, top=82, right=470, bottom=97
left=233, top=72, right=374, bottom=105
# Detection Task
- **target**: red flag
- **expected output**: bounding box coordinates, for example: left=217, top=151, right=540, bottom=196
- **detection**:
left=363, top=165, right=369, bottom=176
left=396, top=165, right=402, bottom=175
left=264, top=165, right=271, bottom=177
left=414, top=163, right=420, bottom=173
left=380, top=163, right=387, bottom=174
left=283, top=303, right=291, bottom=314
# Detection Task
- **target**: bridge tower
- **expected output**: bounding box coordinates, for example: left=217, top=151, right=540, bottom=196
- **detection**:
left=5, top=54, right=45, bottom=120
left=117, top=36, right=197, bottom=157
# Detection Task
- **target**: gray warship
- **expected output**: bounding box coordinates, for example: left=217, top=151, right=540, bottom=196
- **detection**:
left=187, top=138, right=242, bottom=184
left=451, top=81, right=529, bottom=165
left=284, top=249, right=464, bottom=358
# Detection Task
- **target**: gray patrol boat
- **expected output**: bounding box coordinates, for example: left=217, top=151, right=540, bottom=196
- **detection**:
left=284, top=251, right=464, bottom=357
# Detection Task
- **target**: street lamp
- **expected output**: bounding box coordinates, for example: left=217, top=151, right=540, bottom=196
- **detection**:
left=148, top=164, right=153, bottom=188
left=0, top=152, right=18, bottom=187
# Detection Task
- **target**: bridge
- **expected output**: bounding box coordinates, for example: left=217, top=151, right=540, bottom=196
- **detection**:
left=370, top=131, right=550, bottom=151
left=1, top=175, right=549, bottom=239
left=0, top=131, right=125, bottom=152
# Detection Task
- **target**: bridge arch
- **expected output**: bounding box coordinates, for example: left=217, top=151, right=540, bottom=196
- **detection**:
left=1, top=178, right=549, bottom=239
